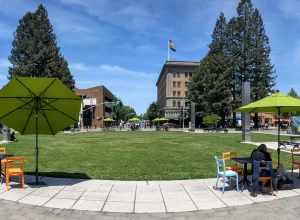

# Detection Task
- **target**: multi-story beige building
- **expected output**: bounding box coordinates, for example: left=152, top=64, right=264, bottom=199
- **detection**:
left=156, top=61, right=200, bottom=121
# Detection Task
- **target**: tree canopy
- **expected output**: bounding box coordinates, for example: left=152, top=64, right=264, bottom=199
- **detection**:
left=8, top=4, right=75, bottom=89
left=188, top=0, right=275, bottom=126
left=144, top=102, right=161, bottom=121
left=111, top=97, right=136, bottom=122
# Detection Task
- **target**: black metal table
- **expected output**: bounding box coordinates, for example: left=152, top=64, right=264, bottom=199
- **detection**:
left=232, top=157, right=252, bottom=188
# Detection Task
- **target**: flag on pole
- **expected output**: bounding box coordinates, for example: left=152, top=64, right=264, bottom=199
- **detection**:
left=168, top=40, right=176, bottom=52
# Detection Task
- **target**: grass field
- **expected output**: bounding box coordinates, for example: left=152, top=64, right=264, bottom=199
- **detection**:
left=2, top=131, right=290, bottom=180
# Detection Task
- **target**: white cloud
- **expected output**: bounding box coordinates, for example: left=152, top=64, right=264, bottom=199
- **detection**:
left=60, top=0, right=160, bottom=32
left=70, top=62, right=155, bottom=80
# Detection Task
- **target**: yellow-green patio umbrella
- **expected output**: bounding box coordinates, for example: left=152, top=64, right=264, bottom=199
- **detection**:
left=0, top=77, right=81, bottom=184
left=128, top=117, right=140, bottom=122
left=103, top=117, right=114, bottom=122
left=237, top=92, right=300, bottom=166
left=153, top=117, right=168, bottom=122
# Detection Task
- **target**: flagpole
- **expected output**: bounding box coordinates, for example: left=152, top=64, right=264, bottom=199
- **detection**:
left=167, top=40, right=170, bottom=61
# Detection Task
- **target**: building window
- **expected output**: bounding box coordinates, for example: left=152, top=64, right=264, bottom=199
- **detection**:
left=177, top=91, right=181, bottom=97
left=173, top=100, right=176, bottom=107
left=173, top=81, right=176, bottom=88
left=173, top=91, right=176, bottom=96
left=177, top=101, right=181, bottom=107
left=185, top=81, right=188, bottom=87
left=185, top=72, right=188, bottom=78
left=177, top=81, right=181, bottom=88
left=177, top=73, right=180, bottom=78
left=173, top=73, right=176, bottom=78
left=189, top=72, right=193, bottom=77
left=185, top=91, right=188, bottom=97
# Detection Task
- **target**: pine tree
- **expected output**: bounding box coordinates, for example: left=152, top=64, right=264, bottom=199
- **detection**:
left=228, top=0, right=275, bottom=128
left=251, top=9, right=275, bottom=100
left=8, top=4, right=75, bottom=89
left=189, top=13, right=232, bottom=125
left=226, top=17, right=242, bottom=127
left=288, top=88, right=299, bottom=98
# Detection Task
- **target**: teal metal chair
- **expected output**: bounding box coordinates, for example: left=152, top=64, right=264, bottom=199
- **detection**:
left=214, top=155, right=239, bottom=193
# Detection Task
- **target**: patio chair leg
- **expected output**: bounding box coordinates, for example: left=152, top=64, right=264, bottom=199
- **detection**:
left=236, top=175, right=239, bottom=191
left=216, top=177, right=219, bottom=189
left=5, top=175, right=9, bottom=191
left=222, top=177, right=226, bottom=193
left=20, top=175, right=24, bottom=189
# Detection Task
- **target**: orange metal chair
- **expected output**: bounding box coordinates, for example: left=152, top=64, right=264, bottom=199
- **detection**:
left=3, top=157, right=25, bottom=190
left=222, top=152, right=243, bottom=175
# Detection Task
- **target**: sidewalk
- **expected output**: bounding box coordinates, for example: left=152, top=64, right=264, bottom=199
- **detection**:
left=1, top=175, right=300, bottom=213
left=0, top=195, right=299, bottom=220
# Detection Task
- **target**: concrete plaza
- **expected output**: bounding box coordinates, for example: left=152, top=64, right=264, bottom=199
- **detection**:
left=1, top=175, right=300, bottom=214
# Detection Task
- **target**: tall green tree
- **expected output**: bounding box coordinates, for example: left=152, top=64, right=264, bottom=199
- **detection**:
left=189, top=13, right=232, bottom=125
left=111, top=97, right=136, bottom=122
left=144, top=102, right=161, bottom=121
left=227, top=0, right=275, bottom=127
left=288, top=88, right=299, bottom=98
left=8, top=4, right=75, bottom=89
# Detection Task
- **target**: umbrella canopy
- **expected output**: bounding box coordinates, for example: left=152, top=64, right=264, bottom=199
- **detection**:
left=128, top=117, right=140, bottom=122
left=103, top=117, right=114, bottom=122
left=237, top=92, right=300, bottom=113
left=237, top=92, right=300, bottom=167
left=153, top=117, right=168, bottom=122
left=0, top=77, right=81, bottom=184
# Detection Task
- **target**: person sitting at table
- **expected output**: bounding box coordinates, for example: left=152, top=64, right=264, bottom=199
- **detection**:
left=250, top=144, right=272, bottom=197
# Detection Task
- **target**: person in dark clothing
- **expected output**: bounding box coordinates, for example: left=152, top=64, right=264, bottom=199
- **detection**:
left=251, top=144, right=272, bottom=162
left=250, top=144, right=272, bottom=197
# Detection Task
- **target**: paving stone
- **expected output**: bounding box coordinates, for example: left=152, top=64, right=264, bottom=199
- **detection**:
left=134, top=202, right=166, bottom=213
left=63, top=185, right=86, bottom=192
left=276, top=189, right=299, bottom=198
left=19, top=195, right=50, bottom=206
left=81, top=191, right=109, bottom=201
left=55, top=190, right=83, bottom=200
left=31, top=189, right=60, bottom=197
left=164, top=200, right=197, bottom=212
left=135, top=192, right=163, bottom=202
left=107, top=191, right=135, bottom=202
left=102, top=201, right=134, bottom=213
left=159, top=183, right=183, bottom=192
left=72, top=200, right=104, bottom=211
left=0, top=189, right=33, bottom=201
left=44, top=198, right=76, bottom=209
left=212, top=189, right=253, bottom=206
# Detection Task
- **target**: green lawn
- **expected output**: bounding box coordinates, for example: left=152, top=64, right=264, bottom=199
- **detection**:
left=2, top=131, right=291, bottom=180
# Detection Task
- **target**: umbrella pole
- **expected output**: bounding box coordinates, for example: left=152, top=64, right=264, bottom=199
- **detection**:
left=35, top=115, right=39, bottom=185
left=277, top=108, right=281, bottom=168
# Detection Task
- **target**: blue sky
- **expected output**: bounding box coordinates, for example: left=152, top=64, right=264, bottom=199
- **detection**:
left=0, top=0, right=299, bottom=114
